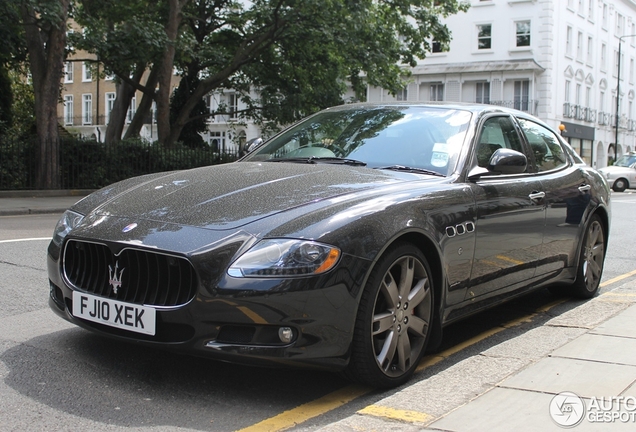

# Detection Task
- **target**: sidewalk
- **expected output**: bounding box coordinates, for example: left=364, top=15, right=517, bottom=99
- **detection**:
left=318, top=280, right=636, bottom=431
left=0, top=190, right=90, bottom=216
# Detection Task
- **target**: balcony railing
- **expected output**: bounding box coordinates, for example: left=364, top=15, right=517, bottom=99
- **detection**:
left=562, top=103, right=597, bottom=123
left=488, top=99, right=538, bottom=115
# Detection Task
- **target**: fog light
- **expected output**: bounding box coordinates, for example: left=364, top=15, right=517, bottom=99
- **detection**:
left=278, top=327, right=293, bottom=343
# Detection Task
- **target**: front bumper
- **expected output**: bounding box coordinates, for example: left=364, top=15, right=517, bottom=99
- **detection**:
left=47, top=244, right=371, bottom=371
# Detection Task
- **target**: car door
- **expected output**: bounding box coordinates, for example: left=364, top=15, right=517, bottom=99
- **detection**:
left=465, top=115, right=546, bottom=300
left=516, top=118, right=590, bottom=277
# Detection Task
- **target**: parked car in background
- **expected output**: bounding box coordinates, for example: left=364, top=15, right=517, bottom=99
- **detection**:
left=47, top=102, right=610, bottom=388
left=598, top=152, right=636, bottom=192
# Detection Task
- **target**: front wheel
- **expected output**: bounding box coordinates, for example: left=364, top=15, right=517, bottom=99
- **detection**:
left=570, top=214, right=606, bottom=298
left=344, top=243, right=434, bottom=388
left=612, top=178, right=628, bottom=193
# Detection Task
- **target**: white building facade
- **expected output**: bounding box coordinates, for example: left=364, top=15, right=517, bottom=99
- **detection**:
left=365, top=0, right=636, bottom=168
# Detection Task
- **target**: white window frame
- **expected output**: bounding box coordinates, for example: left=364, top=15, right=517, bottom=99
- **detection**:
left=476, top=82, right=490, bottom=104
left=64, top=62, right=73, bottom=83
left=430, top=83, right=444, bottom=101
left=63, top=95, right=73, bottom=125
left=586, top=36, right=594, bottom=65
left=105, top=92, right=116, bottom=124
left=566, top=26, right=573, bottom=57
left=515, top=20, right=531, bottom=48
left=396, top=88, right=408, bottom=101
left=576, top=31, right=583, bottom=61
left=82, top=62, right=92, bottom=82
left=616, top=13, right=625, bottom=37
left=227, top=93, right=238, bottom=120
left=477, top=23, right=492, bottom=50
left=588, top=0, right=594, bottom=22
left=565, top=80, right=571, bottom=103
left=82, top=94, right=92, bottom=125
left=514, top=80, right=530, bottom=111
left=126, top=96, right=137, bottom=123
left=602, top=4, right=608, bottom=30
left=600, top=43, right=607, bottom=72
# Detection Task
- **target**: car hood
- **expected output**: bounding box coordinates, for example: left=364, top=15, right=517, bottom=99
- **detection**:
left=598, top=166, right=631, bottom=174
left=74, top=162, right=425, bottom=230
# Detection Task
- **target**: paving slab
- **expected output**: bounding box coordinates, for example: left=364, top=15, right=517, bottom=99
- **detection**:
left=591, top=303, right=636, bottom=338
left=551, top=333, right=636, bottom=367
left=499, top=356, right=636, bottom=398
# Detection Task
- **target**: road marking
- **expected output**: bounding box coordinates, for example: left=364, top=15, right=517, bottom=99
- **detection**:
left=600, top=269, right=636, bottom=287
left=236, top=384, right=371, bottom=432
left=495, top=255, right=525, bottom=265
left=0, top=237, right=50, bottom=244
left=357, top=405, right=433, bottom=423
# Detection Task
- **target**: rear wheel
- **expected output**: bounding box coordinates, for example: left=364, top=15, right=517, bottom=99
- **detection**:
left=570, top=214, right=606, bottom=298
left=345, top=243, right=434, bottom=388
left=613, top=178, right=628, bottom=192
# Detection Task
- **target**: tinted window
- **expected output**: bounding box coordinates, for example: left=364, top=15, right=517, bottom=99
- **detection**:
left=475, top=116, right=524, bottom=168
left=518, top=119, right=567, bottom=172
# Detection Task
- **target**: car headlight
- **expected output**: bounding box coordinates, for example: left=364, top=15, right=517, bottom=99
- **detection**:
left=227, top=239, right=341, bottom=278
left=52, top=210, right=84, bottom=246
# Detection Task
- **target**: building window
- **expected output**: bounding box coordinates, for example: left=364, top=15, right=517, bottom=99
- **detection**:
left=430, top=84, right=444, bottom=101
left=105, top=92, right=116, bottom=124
left=227, top=93, right=238, bottom=120
left=587, top=36, right=594, bottom=64
left=565, top=80, right=571, bottom=103
left=588, top=0, right=594, bottom=21
left=566, top=26, right=573, bottom=57
left=614, top=50, right=620, bottom=77
left=602, top=4, right=608, bottom=29
left=64, top=62, right=73, bottom=83
left=209, top=131, right=226, bottom=151
left=476, top=82, right=490, bottom=104
left=576, top=31, right=583, bottom=61
left=126, top=96, right=137, bottom=123
left=601, top=43, right=607, bottom=72
left=82, top=94, right=92, bottom=125
left=64, top=95, right=73, bottom=125
left=575, top=83, right=581, bottom=105
left=82, top=62, right=92, bottom=82
left=578, top=0, right=584, bottom=15
left=514, top=80, right=529, bottom=111
left=396, top=88, right=408, bottom=101
left=586, top=87, right=591, bottom=107
left=515, top=21, right=531, bottom=47
left=616, top=13, right=625, bottom=37
left=432, top=40, right=442, bottom=53
left=477, top=24, right=492, bottom=50
left=600, top=91, right=605, bottom=112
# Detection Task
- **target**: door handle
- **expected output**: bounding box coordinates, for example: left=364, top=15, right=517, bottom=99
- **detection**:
left=578, top=184, right=591, bottom=192
left=529, top=191, right=546, bottom=201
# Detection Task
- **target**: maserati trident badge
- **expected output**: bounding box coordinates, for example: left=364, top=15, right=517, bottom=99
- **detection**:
left=108, top=261, right=125, bottom=294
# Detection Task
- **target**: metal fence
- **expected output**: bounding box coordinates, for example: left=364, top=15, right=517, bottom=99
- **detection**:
left=0, top=137, right=240, bottom=190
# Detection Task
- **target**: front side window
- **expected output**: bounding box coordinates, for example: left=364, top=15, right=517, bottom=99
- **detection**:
left=478, top=24, right=492, bottom=50
left=475, top=116, right=524, bottom=169
left=516, top=21, right=531, bottom=47
left=518, top=119, right=567, bottom=172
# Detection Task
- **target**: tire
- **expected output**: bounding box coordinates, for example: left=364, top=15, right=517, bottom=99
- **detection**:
left=344, top=243, right=434, bottom=388
left=570, top=214, right=606, bottom=298
left=612, top=178, right=628, bottom=192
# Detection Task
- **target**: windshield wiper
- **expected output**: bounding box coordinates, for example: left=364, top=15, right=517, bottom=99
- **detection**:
left=375, top=165, right=445, bottom=177
left=267, top=156, right=367, bottom=166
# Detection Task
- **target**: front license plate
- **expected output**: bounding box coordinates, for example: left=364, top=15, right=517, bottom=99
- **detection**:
left=72, top=292, right=156, bottom=336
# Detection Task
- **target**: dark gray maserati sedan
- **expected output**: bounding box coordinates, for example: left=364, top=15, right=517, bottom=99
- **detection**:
left=48, top=103, right=611, bottom=388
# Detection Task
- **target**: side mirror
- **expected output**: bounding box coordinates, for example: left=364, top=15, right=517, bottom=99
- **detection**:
left=240, top=137, right=263, bottom=157
left=468, top=148, right=527, bottom=180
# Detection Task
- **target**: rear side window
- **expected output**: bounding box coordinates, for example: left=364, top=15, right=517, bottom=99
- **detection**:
left=518, top=119, right=567, bottom=172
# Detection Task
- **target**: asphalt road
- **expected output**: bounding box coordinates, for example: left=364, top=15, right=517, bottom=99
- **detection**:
left=0, top=191, right=635, bottom=431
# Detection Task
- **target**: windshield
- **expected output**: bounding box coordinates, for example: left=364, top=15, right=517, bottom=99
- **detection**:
left=614, top=154, right=636, bottom=167
left=243, top=105, right=472, bottom=176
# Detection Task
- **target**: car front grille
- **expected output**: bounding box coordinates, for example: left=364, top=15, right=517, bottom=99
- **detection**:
left=63, top=240, right=197, bottom=307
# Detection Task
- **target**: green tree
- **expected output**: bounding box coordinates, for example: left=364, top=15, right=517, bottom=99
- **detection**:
left=19, top=0, right=71, bottom=188
left=77, top=0, right=469, bottom=147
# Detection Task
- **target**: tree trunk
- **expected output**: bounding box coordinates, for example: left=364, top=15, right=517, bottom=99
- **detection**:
left=104, top=67, right=145, bottom=145
left=124, top=65, right=160, bottom=140
left=21, top=0, right=70, bottom=189
left=156, top=0, right=189, bottom=147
